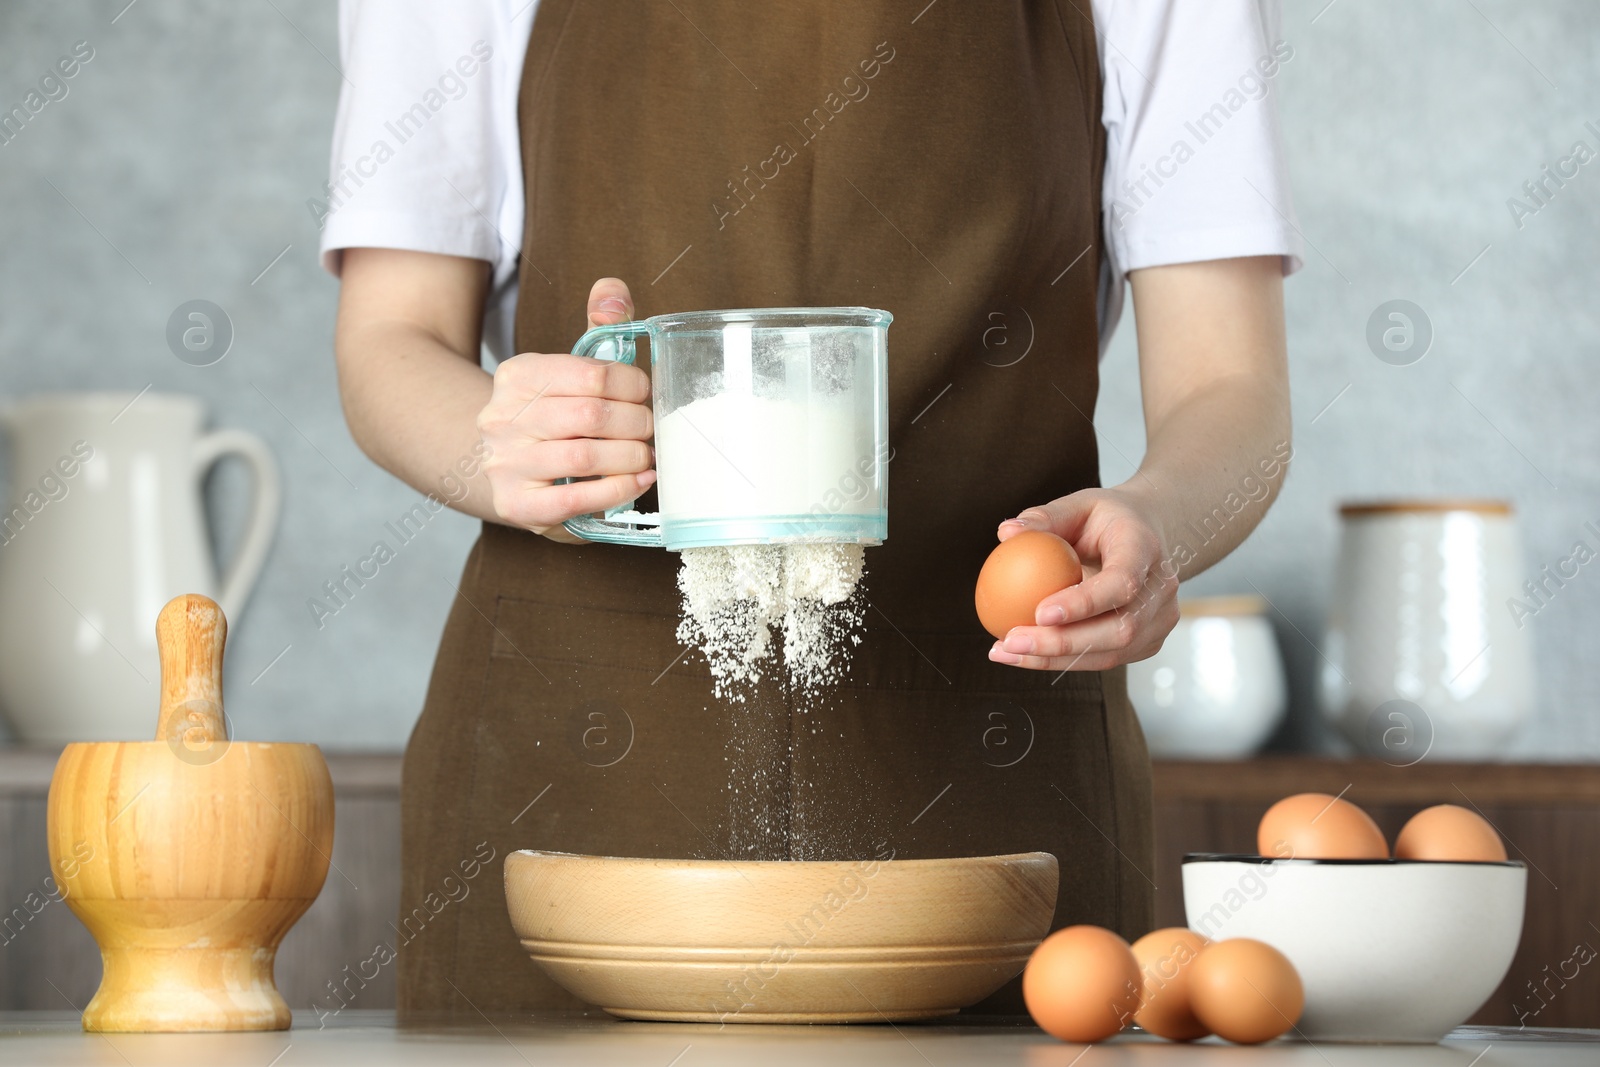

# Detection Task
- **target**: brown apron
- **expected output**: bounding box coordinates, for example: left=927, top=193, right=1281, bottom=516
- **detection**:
left=396, top=0, right=1152, bottom=1020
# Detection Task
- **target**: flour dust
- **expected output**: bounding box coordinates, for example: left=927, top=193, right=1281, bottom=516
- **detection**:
left=675, top=543, right=866, bottom=699
left=674, top=542, right=873, bottom=860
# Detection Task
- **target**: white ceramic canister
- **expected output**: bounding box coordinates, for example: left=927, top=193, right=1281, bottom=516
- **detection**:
left=1126, top=595, right=1287, bottom=759
left=1320, top=500, right=1533, bottom=760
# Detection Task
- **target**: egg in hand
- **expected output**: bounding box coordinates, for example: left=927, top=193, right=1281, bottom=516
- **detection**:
left=975, top=530, right=1083, bottom=640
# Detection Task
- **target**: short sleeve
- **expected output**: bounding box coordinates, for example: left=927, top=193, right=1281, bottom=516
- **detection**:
left=1093, top=0, right=1303, bottom=343
left=319, top=0, right=534, bottom=359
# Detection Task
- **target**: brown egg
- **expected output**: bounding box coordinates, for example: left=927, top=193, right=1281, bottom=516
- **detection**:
left=1257, top=792, right=1388, bottom=860
left=1131, top=927, right=1211, bottom=1041
left=975, top=530, right=1084, bottom=639
left=1188, top=938, right=1304, bottom=1045
left=1394, top=804, right=1508, bottom=862
left=1023, top=925, right=1142, bottom=1043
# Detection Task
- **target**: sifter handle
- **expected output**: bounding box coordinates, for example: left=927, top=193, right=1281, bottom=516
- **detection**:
left=561, top=320, right=665, bottom=547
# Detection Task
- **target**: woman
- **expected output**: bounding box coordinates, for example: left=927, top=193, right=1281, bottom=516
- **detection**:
left=324, top=0, right=1299, bottom=1019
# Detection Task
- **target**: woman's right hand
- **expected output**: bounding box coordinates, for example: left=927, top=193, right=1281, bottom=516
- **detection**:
left=477, top=278, right=656, bottom=542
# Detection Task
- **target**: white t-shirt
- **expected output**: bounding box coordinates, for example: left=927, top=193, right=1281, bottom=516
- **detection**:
left=319, top=0, right=1303, bottom=361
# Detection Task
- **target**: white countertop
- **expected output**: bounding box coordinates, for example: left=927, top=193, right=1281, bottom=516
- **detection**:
left=2, top=1012, right=1597, bottom=1066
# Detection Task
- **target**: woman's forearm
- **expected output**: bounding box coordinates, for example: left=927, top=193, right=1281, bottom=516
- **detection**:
left=333, top=248, right=500, bottom=523
left=1120, top=255, right=1292, bottom=580
left=334, top=254, right=657, bottom=540
left=1118, top=372, right=1291, bottom=579
left=336, top=318, right=499, bottom=522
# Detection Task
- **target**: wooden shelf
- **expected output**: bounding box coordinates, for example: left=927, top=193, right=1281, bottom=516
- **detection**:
left=1154, top=756, right=1600, bottom=806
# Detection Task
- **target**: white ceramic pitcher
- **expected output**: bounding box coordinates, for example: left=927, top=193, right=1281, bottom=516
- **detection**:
left=0, top=392, right=280, bottom=742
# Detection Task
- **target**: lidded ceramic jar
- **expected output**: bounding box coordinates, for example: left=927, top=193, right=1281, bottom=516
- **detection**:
left=1320, top=500, right=1533, bottom=760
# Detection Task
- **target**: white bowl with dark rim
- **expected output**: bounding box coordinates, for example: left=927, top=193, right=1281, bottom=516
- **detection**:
left=1182, top=854, right=1526, bottom=1043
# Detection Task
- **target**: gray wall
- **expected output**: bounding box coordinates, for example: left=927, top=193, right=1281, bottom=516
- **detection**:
left=0, top=0, right=475, bottom=748
left=0, top=2, right=1595, bottom=755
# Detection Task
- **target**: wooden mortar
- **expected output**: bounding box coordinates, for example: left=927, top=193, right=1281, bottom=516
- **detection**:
left=47, top=593, right=334, bottom=1032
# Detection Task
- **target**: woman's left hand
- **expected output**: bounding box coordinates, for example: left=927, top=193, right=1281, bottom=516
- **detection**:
left=987, top=486, right=1180, bottom=672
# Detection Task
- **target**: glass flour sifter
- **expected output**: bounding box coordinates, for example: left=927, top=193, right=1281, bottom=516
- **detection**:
left=562, top=307, right=891, bottom=550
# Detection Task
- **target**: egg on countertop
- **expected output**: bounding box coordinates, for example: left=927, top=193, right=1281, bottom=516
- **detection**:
left=1131, top=927, right=1211, bottom=1041
left=1394, top=803, right=1508, bottom=862
left=1187, top=938, right=1305, bottom=1045
left=1257, top=792, right=1389, bottom=860
left=1022, top=925, right=1140, bottom=1043
left=975, top=530, right=1083, bottom=639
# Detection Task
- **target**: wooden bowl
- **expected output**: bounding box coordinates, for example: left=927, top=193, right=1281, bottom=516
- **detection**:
left=504, top=849, right=1058, bottom=1023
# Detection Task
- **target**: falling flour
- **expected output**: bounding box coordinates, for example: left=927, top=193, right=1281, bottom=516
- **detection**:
left=659, top=374, right=880, bottom=854
left=676, top=542, right=866, bottom=697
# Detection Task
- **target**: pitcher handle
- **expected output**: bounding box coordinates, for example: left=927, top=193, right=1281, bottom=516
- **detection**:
left=192, top=429, right=282, bottom=620
left=561, top=321, right=664, bottom=547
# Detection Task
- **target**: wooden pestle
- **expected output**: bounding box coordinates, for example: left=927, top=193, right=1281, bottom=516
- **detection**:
left=154, top=592, right=228, bottom=749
